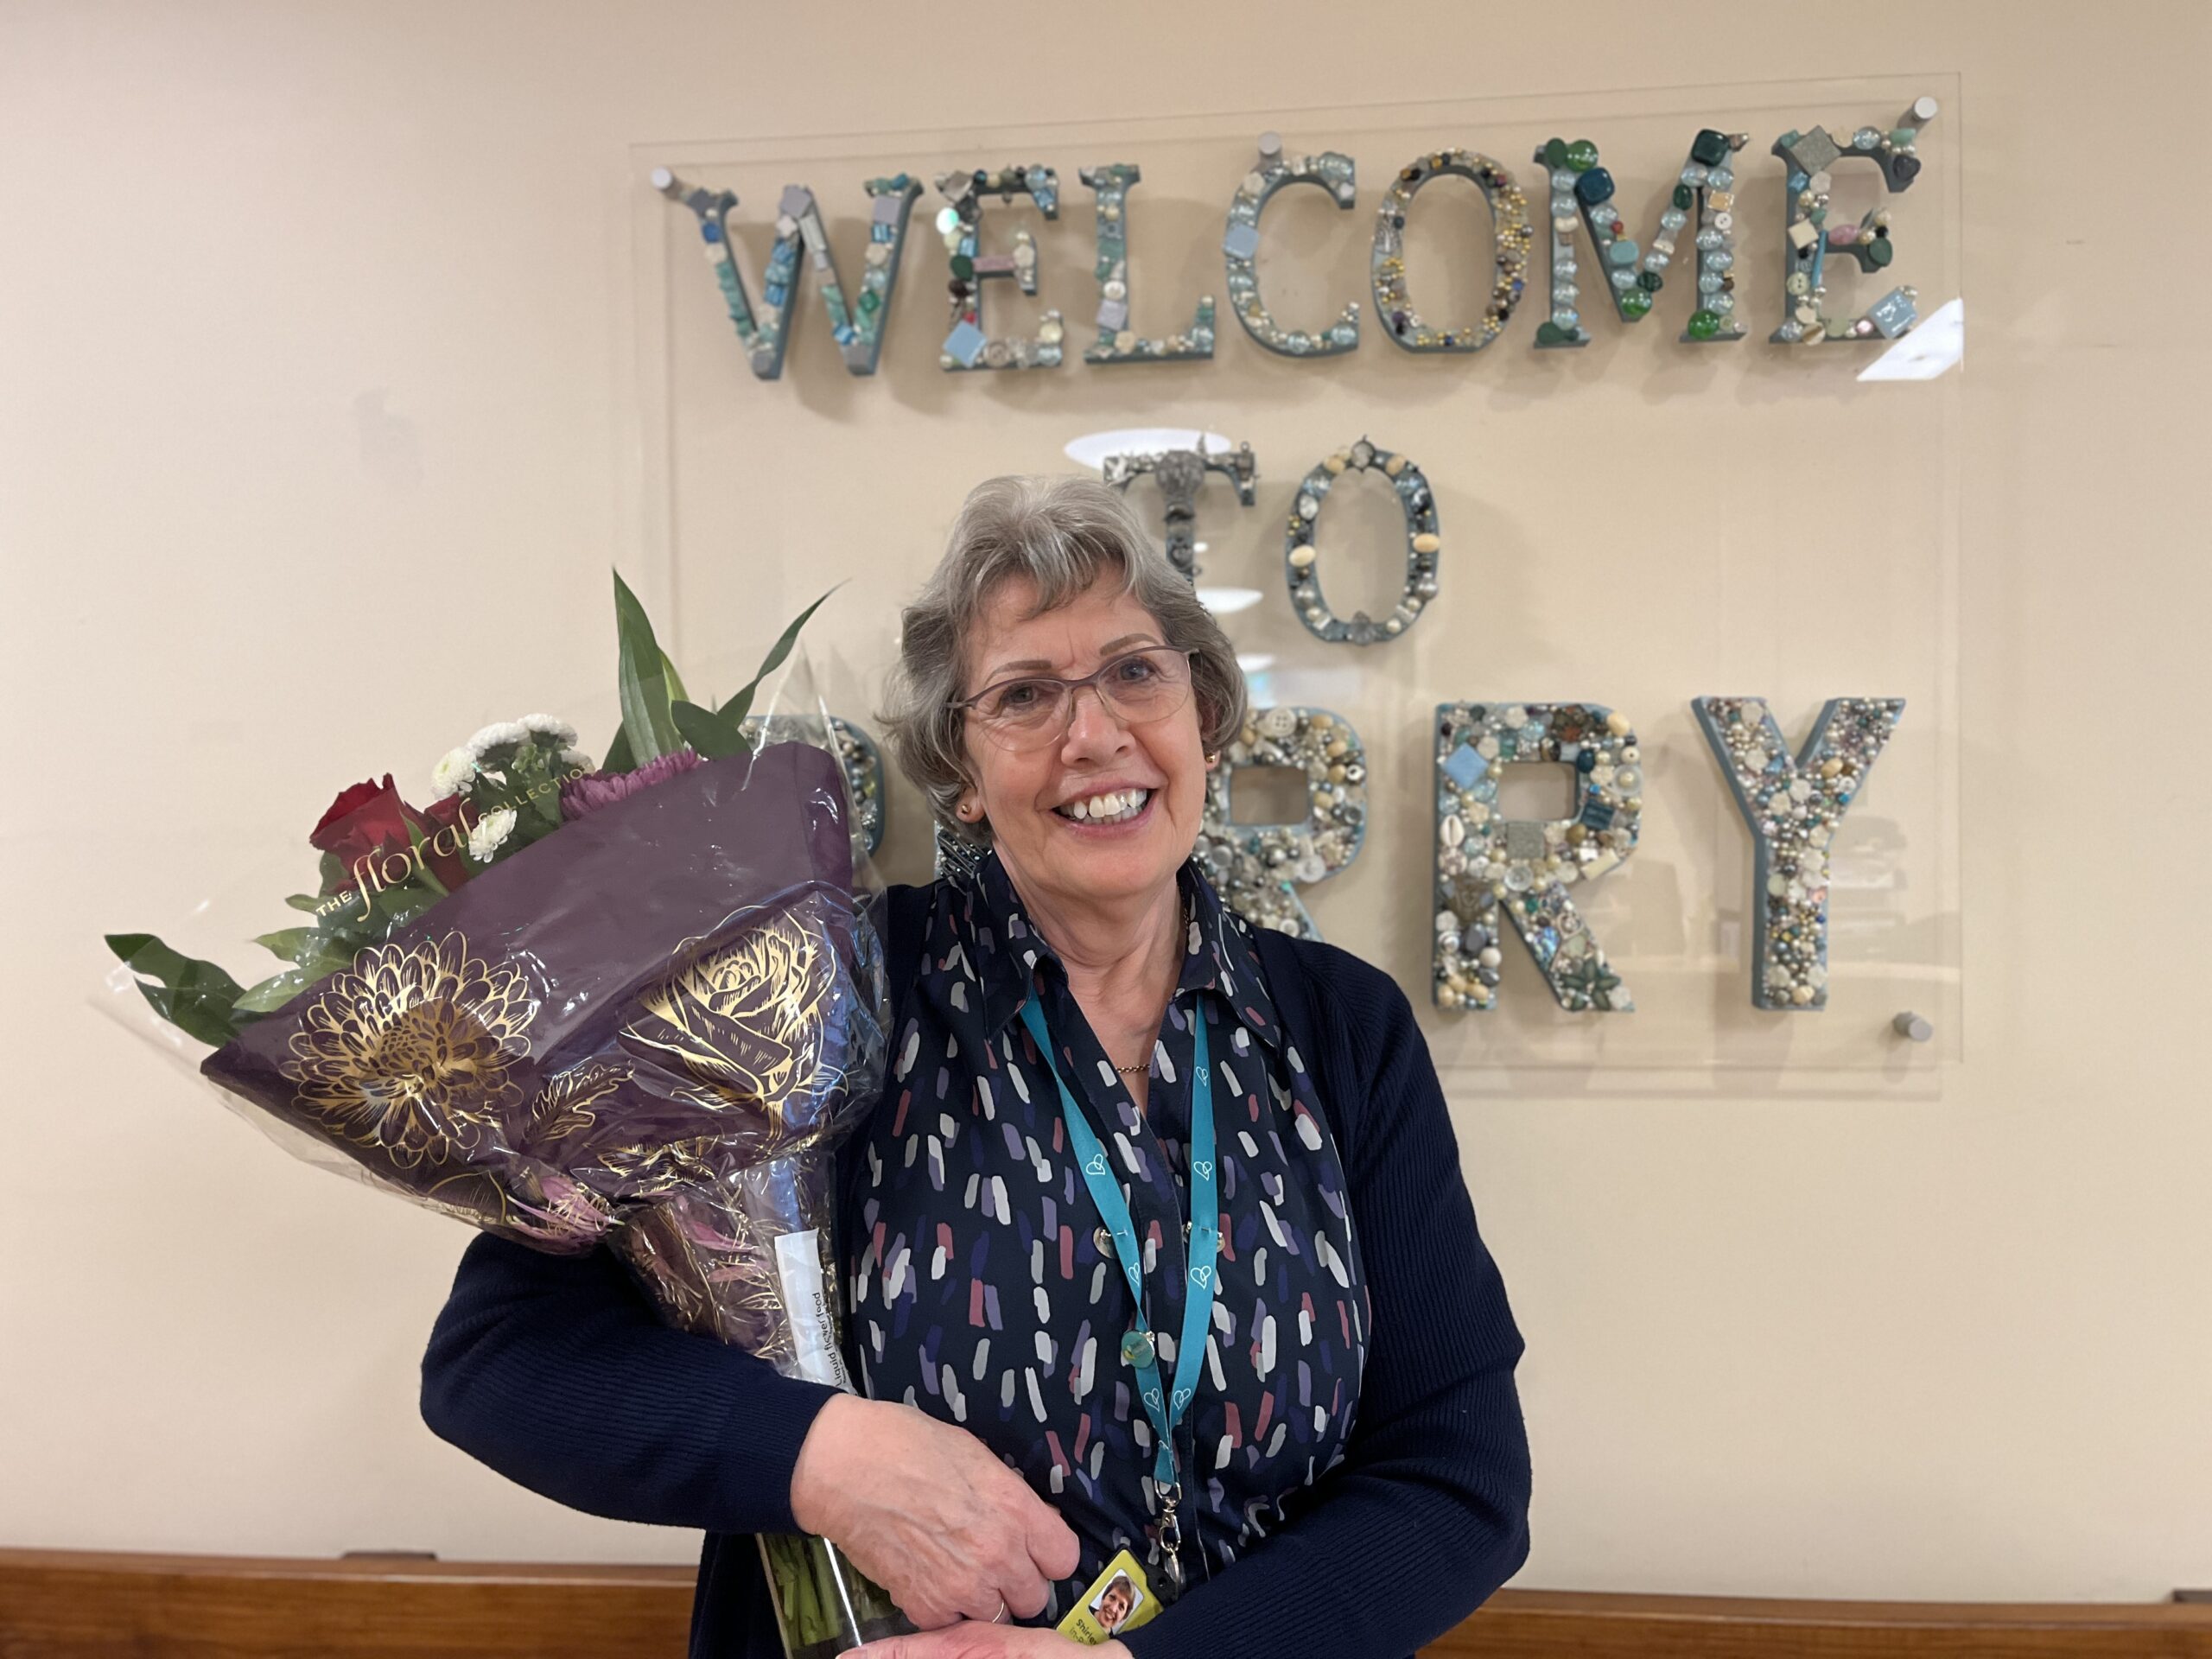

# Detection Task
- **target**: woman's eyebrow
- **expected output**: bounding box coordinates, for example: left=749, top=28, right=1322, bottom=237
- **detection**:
left=986, top=632, right=1160, bottom=678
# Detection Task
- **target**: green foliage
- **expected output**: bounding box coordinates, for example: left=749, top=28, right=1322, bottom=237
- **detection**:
left=603, top=572, right=837, bottom=778
left=105, top=933, right=250, bottom=1047
left=715, top=586, right=838, bottom=728
left=671, top=699, right=748, bottom=760
left=613, top=570, right=682, bottom=764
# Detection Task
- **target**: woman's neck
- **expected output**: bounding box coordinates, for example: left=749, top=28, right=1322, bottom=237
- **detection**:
left=1014, top=872, right=1184, bottom=1021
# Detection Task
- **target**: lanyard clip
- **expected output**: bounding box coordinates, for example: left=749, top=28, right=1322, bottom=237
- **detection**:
left=1157, top=1480, right=1185, bottom=1592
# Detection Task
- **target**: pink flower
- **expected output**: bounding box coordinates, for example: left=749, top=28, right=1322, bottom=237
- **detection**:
left=559, top=747, right=704, bottom=821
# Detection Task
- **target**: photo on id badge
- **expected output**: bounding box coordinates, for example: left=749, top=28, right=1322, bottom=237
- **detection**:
left=1090, top=1573, right=1141, bottom=1632
left=1057, top=1550, right=1159, bottom=1643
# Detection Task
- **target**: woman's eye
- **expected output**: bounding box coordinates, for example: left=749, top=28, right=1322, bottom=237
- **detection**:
left=996, top=683, right=1043, bottom=712
left=1114, top=656, right=1159, bottom=682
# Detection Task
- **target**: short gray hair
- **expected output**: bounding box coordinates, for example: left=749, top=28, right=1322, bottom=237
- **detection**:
left=879, top=474, right=1249, bottom=847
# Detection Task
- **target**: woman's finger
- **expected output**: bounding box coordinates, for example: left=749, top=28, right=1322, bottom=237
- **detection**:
left=1023, top=1503, right=1082, bottom=1581
left=995, top=1554, right=1052, bottom=1620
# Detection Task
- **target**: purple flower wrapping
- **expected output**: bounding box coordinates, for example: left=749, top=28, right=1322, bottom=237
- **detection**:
left=200, top=740, right=889, bottom=1370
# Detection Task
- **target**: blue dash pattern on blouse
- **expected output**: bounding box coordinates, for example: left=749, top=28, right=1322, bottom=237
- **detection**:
left=845, top=849, right=1370, bottom=1623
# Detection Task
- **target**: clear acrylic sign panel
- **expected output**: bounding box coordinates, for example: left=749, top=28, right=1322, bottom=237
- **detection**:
left=624, top=77, right=1962, bottom=1093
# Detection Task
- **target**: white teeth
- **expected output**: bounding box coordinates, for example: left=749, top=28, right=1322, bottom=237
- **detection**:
left=1059, top=788, right=1149, bottom=823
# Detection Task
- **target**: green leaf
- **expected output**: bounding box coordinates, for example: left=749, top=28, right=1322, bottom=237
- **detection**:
left=402, top=816, right=449, bottom=898
left=284, top=893, right=323, bottom=913
left=662, top=650, right=690, bottom=706
left=499, top=743, right=567, bottom=840
left=601, top=724, right=634, bottom=776
left=253, top=926, right=326, bottom=966
left=232, top=969, right=318, bottom=1015
left=714, top=585, right=841, bottom=727
left=377, top=881, right=443, bottom=932
left=105, top=931, right=249, bottom=1047
left=613, top=568, right=682, bottom=765
left=671, top=699, right=749, bottom=760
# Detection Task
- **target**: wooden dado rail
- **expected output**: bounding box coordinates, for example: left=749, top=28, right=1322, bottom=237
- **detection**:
left=3, top=1549, right=2209, bottom=1657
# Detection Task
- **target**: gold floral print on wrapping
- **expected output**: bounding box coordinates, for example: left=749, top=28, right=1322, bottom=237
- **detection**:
left=280, top=931, right=535, bottom=1168
left=598, top=1134, right=721, bottom=1196
left=426, top=1167, right=613, bottom=1249
left=624, top=906, right=836, bottom=1127
left=529, top=1059, right=626, bottom=1146
left=613, top=1189, right=787, bottom=1352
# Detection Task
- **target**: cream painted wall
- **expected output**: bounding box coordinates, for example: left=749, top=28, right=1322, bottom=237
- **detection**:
left=3, top=0, right=2208, bottom=1603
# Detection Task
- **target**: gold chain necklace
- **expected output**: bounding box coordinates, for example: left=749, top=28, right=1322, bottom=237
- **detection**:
left=1109, top=894, right=1185, bottom=1076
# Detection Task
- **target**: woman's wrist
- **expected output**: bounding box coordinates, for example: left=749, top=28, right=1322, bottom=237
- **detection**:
left=789, top=1389, right=869, bottom=1535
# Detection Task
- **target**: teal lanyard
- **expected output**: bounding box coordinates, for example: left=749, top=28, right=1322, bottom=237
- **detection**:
left=1015, top=993, right=1218, bottom=1500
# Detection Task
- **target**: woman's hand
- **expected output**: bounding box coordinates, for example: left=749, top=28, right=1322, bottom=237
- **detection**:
left=791, top=1394, right=1083, bottom=1629
left=843, top=1629, right=1128, bottom=1658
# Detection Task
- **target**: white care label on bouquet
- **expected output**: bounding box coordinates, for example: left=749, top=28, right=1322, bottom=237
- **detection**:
left=774, top=1229, right=854, bottom=1391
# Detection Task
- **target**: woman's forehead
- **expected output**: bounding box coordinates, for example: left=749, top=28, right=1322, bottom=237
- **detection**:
left=969, top=575, right=1160, bottom=675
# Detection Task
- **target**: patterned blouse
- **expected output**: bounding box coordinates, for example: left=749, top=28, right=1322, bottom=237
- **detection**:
left=842, top=849, right=1371, bottom=1622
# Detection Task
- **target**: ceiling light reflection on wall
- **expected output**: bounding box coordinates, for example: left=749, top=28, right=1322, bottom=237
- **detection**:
left=1858, top=297, right=1964, bottom=382
left=1062, top=429, right=1235, bottom=469
left=1198, top=586, right=1263, bottom=616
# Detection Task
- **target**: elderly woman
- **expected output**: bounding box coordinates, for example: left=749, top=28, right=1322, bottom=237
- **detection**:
left=420, top=476, right=1529, bottom=1659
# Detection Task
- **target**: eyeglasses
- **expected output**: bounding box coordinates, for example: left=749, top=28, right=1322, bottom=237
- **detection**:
left=950, top=647, right=1200, bottom=752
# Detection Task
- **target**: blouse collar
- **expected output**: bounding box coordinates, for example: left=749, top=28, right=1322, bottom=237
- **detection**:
left=941, top=846, right=1288, bottom=1058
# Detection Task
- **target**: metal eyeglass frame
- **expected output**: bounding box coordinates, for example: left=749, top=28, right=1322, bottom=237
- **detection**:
left=948, top=646, right=1202, bottom=747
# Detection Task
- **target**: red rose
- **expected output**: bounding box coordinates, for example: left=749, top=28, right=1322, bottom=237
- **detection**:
left=309, top=776, right=416, bottom=878
left=413, top=793, right=475, bottom=892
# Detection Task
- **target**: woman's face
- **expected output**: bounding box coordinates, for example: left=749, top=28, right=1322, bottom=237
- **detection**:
left=1096, top=1584, right=1134, bottom=1627
left=955, top=570, right=1208, bottom=916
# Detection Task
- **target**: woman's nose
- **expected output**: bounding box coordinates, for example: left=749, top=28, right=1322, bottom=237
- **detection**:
left=1059, top=683, right=1132, bottom=754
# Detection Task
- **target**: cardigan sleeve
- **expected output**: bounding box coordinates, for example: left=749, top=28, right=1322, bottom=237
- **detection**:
left=1122, top=947, right=1531, bottom=1659
left=418, top=1231, right=841, bottom=1535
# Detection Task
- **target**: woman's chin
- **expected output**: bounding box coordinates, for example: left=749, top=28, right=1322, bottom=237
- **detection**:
left=1033, top=795, right=1184, bottom=891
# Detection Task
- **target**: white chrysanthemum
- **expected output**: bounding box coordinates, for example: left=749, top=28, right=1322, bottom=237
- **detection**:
left=557, top=747, right=594, bottom=772
left=429, top=746, right=478, bottom=801
left=467, top=808, right=518, bottom=862
left=520, top=713, right=579, bottom=746
left=465, top=721, right=529, bottom=757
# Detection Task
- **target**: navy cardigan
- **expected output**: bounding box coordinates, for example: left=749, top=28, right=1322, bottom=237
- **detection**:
left=420, top=881, right=1530, bottom=1657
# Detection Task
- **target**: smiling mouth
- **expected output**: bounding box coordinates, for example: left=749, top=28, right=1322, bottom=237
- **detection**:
left=1052, top=786, right=1154, bottom=826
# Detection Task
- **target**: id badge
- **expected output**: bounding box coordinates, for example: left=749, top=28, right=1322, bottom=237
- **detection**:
left=1055, top=1550, right=1160, bottom=1645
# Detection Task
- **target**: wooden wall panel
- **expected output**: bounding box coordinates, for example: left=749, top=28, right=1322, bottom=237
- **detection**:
left=3, top=1551, right=2209, bottom=1659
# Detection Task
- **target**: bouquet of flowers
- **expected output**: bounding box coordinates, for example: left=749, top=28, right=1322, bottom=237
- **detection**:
left=105, top=575, right=905, bottom=1659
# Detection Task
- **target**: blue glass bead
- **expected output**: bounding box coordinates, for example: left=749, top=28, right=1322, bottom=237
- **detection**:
left=1574, top=167, right=1615, bottom=206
